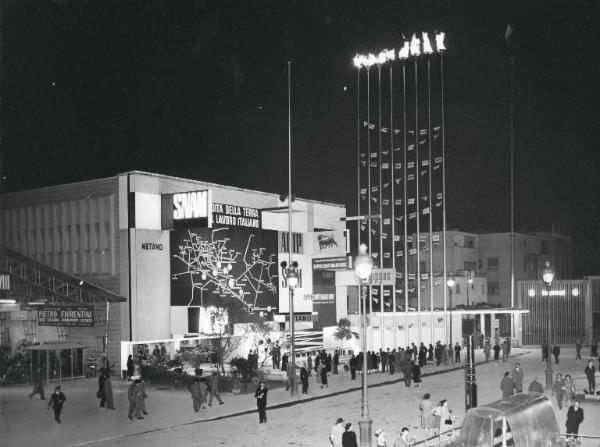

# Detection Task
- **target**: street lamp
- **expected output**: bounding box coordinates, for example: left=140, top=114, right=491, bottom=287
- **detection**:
left=281, top=260, right=299, bottom=396
left=542, top=261, right=554, bottom=390
left=447, top=276, right=455, bottom=347
left=466, top=271, right=473, bottom=335
left=355, top=243, right=373, bottom=447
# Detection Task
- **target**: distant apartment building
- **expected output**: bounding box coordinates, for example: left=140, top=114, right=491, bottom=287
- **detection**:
left=478, top=225, right=573, bottom=308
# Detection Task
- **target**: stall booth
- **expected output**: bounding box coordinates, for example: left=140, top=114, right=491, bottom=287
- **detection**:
left=453, top=394, right=566, bottom=447
left=27, top=341, right=86, bottom=383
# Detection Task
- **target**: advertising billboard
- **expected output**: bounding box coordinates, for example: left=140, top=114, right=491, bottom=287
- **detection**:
left=170, top=227, right=279, bottom=312
left=38, top=306, right=95, bottom=327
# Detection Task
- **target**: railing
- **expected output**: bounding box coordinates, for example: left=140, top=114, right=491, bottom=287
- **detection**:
left=413, top=426, right=461, bottom=446
left=557, top=432, right=600, bottom=445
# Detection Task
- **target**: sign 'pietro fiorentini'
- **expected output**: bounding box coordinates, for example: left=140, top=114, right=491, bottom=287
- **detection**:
left=38, top=306, right=95, bottom=327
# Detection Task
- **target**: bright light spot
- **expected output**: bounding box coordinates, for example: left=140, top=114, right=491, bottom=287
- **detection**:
left=572, top=288, right=579, bottom=296
left=365, top=53, right=378, bottom=68
left=227, top=263, right=233, bottom=271
left=259, top=311, right=264, bottom=318
left=353, top=53, right=366, bottom=68
left=228, top=279, right=235, bottom=288
left=51, top=81, right=56, bottom=86
left=435, top=32, right=446, bottom=52
left=528, top=289, right=535, bottom=297
left=216, top=261, right=222, bottom=268
left=422, top=32, right=433, bottom=54
left=410, top=34, right=421, bottom=56
left=398, top=41, right=410, bottom=60
left=201, top=273, right=207, bottom=281
left=343, top=86, right=347, bottom=91
left=377, top=50, right=387, bottom=65
left=267, top=306, right=272, bottom=312
left=212, top=269, right=218, bottom=277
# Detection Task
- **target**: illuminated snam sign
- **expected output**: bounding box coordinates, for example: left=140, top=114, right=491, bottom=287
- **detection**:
left=173, top=191, right=209, bottom=220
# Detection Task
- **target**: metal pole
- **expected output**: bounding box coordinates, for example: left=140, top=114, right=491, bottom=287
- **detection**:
left=389, top=65, right=397, bottom=349
left=545, top=284, right=553, bottom=389
left=415, top=57, right=422, bottom=346
left=427, top=57, right=434, bottom=344
left=449, top=288, right=453, bottom=347
left=440, top=52, right=448, bottom=346
left=378, top=64, right=384, bottom=353
left=402, top=61, right=409, bottom=347
left=465, top=334, right=477, bottom=410
left=509, top=40, right=515, bottom=344
left=359, top=283, right=373, bottom=446
left=357, top=68, right=361, bottom=257
left=367, top=68, right=373, bottom=353
left=287, top=61, right=296, bottom=397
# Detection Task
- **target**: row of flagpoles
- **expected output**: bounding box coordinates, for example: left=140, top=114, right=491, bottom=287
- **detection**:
left=355, top=31, right=448, bottom=350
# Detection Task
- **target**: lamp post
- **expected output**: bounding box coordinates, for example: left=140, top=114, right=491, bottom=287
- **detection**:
left=355, top=244, right=374, bottom=447
left=281, top=260, right=299, bottom=396
left=542, top=261, right=554, bottom=390
left=447, top=276, right=455, bottom=347
left=466, top=271, right=473, bottom=335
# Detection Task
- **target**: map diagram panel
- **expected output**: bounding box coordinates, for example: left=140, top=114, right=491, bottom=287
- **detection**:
left=170, top=227, right=279, bottom=312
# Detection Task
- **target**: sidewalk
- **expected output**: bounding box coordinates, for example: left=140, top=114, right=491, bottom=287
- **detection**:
left=1, top=347, right=511, bottom=447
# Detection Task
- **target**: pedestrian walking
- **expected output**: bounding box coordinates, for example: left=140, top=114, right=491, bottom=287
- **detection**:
left=564, top=374, right=576, bottom=406
left=126, top=354, right=135, bottom=380
left=454, top=342, right=461, bottom=363
left=553, top=344, right=561, bottom=364
left=98, top=373, right=106, bottom=407
left=420, top=393, right=435, bottom=437
left=321, top=361, right=329, bottom=388
left=47, top=386, right=66, bottom=423
left=493, top=342, right=501, bottom=362
left=500, top=372, right=515, bottom=398
left=333, top=351, right=340, bottom=374
left=512, top=362, right=524, bottom=393
left=585, top=360, right=596, bottom=394
left=307, top=352, right=313, bottom=376
left=502, top=339, right=509, bottom=362
left=329, top=417, right=344, bottom=447
left=541, top=341, right=548, bottom=362
left=190, top=377, right=206, bottom=412
left=484, top=341, right=491, bottom=362
left=342, top=423, right=358, bottom=447
left=528, top=377, right=544, bottom=395
left=375, top=428, right=387, bottom=446
left=300, top=365, right=309, bottom=394
left=255, top=381, right=268, bottom=423
left=566, top=400, right=584, bottom=439
left=127, top=379, right=143, bottom=420
left=553, top=373, right=565, bottom=409
left=138, top=377, right=148, bottom=415
left=427, top=344, right=434, bottom=365
left=208, top=372, right=224, bottom=406
left=350, top=354, right=357, bottom=380
left=437, top=400, right=453, bottom=435
left=575, top=339, right=582, bottom=360
left=412, top=361, right=421, bottom=387
left=394, top=427, right=416, bottom=447
left=103, top=372, right=115, bottom=409
left=28, top=367, right=45, bottom=400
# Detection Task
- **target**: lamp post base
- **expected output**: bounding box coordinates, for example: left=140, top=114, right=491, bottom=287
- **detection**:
left=359, top=415, right=373, bottom=447
left=545, top=366, right=553, bottom=390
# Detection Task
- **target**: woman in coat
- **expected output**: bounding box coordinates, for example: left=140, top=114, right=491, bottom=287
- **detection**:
left=103, top=372, right=115, bottom=409
left=420, top=393, right=435, bottom=437
left=438, top=399, right=453, bottom=434
left=126, top=355, right=135, bottom=379
left=585, top=360, right=596, bottom=394
left=563, top=374, right=576, bottom=406
left=553, top=373, right=566, bottom=409
left=341, top=422, right=358, bottom=447
left=255, top=381, right=268, bottom=423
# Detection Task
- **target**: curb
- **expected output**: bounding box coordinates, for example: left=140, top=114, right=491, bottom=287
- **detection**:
left=71, top=351, right=530, bottom=446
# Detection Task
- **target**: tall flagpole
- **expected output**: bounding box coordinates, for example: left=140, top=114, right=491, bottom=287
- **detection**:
left=402, top=58, right=409, bottom=347
left=414, top=48, right=422, bottom=346
left=440, top=47, right=448, bottom=345
left=355, top=61, right=363, bottom=348
left=508, top=25, right=516, bottom=344
left=367, top=66, right=373, bottom=353
left=389, top=64, right=397, bottom=349
left=378, top=63, right=384, bottom=352
left=427, top=55, right=435, bottom=344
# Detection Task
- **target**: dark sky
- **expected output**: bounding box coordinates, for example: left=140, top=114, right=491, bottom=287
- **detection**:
left=1, top=0, right=599, bottom=275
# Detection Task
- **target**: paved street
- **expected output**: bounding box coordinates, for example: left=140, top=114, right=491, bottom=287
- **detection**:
left=2, top=347, right=599, bottom=447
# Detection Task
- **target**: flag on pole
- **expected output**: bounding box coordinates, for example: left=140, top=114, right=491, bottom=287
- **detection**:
left=382, top=163, right=389, bottom=169
left=422, top=159, right=430, bottom=166
left=408, top=144, right=414, bottom=151
left=408, top=198, right=415, bottom=205
left=381, top=126, right=389, bottom=133
left=371, top=152, right=378, bottom=158
left=422, top=207, right=430, bottom=215
left=396, top=250, right=404, bottom=257
left=370, top=162, right=377, bottom=168
left=384, top=218, right=391, bottom=225
left=395, top=199, right=402, bottom=205
left=383, top=199, right=389, bottom=205
left=408, top=174, right=415, bottom=181
left=407, top=161, right=415, bottom=169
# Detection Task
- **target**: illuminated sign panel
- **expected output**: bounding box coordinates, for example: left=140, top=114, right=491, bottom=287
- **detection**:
left=212, top=203, right=261, bottom=229
left=38, top=306, right=95, bottom=327
left=162, top=190, right=212, bottom=229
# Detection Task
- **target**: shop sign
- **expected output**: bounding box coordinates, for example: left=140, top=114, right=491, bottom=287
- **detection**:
left=212, top=203, right=261, bottom=229
left=38, top=306, right=95, bottom=327
left=369, top=268, right=395, bottom=286
left=162, top=190, right=212, bottom=229
left=312, top=256, right=350, bottom=271
left=11, top=311, right=29, bottom=321
left=279, top=232, right=303, bottom=254
left=312, top=230, right=349, bottom=255
left=284, top=313, right=314, bottom=322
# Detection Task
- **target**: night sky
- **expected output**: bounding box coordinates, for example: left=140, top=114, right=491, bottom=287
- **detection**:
left=1, top=0, right=599, bottom=275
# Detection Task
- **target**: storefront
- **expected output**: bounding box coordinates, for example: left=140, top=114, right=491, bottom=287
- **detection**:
left=27, top=341, right=86, bottom=383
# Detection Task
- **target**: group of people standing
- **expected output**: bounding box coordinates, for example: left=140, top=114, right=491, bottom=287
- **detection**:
left=190, top=370, right=224, bottom=412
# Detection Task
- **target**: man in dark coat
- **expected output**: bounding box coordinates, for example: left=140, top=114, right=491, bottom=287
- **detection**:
left=566, top=400, right=584, bottom=438
left=300, top=365, right=309, bottom=394
left=255, top=381, right=268, bottom=423
left=512, top=362, right=524, bottom=393
left=454, top=342, right=462, bottom=363
left=28, top=367, right=45, bottom=400
left=388, top=349, right=396, bottom=374
left=411, top=360, right=421, bottom=387
left=552, top=344, right=561, bottom=364
left=47, top=386, right=66, bottom=423
left=493, top=343, right=501, bottom=362
left=500, top=371, right=515, bottom=398
left=349, top=355, right=356, bottom=380
left=528, top=377, right=544, bottom=395
left=207, top=372, right=224, bottom=406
